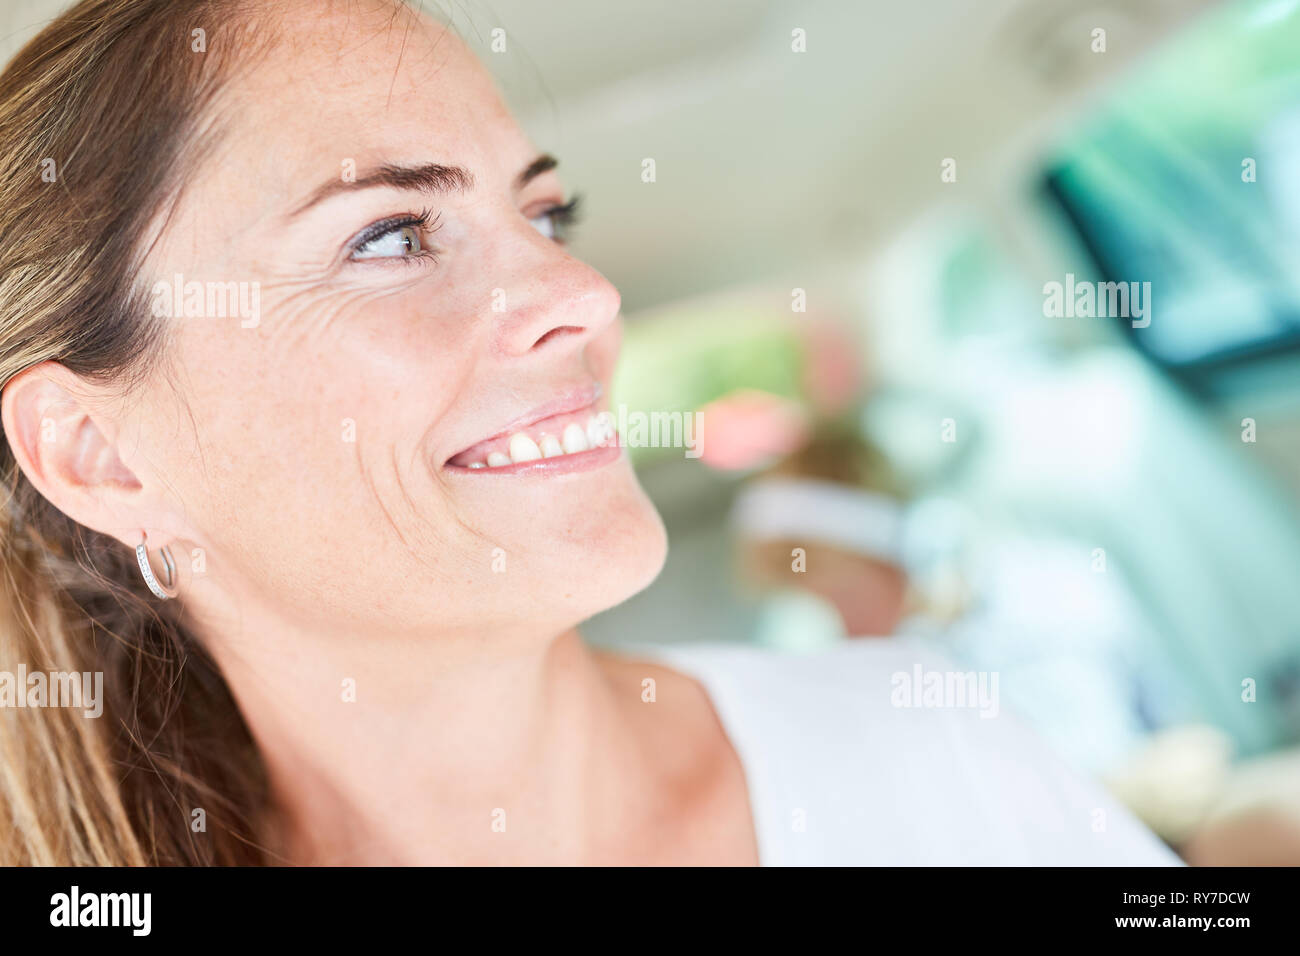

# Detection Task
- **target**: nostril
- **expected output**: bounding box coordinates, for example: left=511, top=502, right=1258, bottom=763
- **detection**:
left=531, top=325, right=585, bottom=349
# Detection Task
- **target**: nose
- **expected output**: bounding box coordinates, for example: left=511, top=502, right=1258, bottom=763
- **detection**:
left=489, top=239, right=621, bottom=359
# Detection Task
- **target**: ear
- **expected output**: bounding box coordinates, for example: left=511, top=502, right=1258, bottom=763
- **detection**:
left=1, top=361, right=173, bottom=551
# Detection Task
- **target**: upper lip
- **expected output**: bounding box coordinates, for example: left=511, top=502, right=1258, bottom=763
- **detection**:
left=443, top=382, right=603, bottom=464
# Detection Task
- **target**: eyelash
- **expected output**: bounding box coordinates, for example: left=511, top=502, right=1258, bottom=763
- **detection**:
left=346, top=196, right=585, bottom=267
left=543, top=195, right=583, bottom=242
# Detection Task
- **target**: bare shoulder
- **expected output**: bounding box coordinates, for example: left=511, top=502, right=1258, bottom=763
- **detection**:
left=592, top=645, right=760, bottom=864
left=592, top=647, right=725, bottom=775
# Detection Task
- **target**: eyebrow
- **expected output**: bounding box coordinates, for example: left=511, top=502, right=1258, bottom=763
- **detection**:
left=288, top=162, right=472, bottom=219
left=515, top=154, right=558, bottom=191
left=288, top=154, right=559, bottom=219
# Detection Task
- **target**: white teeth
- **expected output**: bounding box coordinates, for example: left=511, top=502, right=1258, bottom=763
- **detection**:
left=461, top=412, right=614, bottom=470
left=561, top=423, right=589, bottom=454
left=508, top=432, right=542, bottom=463
left=586, top=413, right=613, bottom=448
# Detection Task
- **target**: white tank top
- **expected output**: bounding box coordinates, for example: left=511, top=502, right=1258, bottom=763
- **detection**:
left=622, top=637, right=1182, bottom=866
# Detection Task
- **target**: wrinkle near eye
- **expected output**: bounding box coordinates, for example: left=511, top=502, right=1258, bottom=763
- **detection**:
left=250, top=272, right=410, bottom=354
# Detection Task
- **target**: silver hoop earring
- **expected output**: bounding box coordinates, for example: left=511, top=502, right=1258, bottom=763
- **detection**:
left=135, top=532, right=178, bottom=600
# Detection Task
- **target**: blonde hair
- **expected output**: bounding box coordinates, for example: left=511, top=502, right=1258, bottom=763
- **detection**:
left=0, top=0, right=280, bottom=865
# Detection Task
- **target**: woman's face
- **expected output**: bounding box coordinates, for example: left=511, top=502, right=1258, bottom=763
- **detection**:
left=131, top=1, right=666, bottom=639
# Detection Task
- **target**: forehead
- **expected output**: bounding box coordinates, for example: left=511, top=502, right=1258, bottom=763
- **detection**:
left=206, top=2, right=524, bottom=210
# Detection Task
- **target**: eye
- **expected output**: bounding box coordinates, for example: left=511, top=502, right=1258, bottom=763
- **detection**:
left=349, top=210, right=439, bottom=262
left=528, top=195, right=583, bottom=244
left=529, top=213, right=556, bottom=241
left=354, top=224, right=422, bottom=259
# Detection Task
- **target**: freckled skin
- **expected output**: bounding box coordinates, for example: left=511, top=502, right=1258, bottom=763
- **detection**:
left=6, top=0, right=758, bottom=865
left=138, top=3, right=667, bottom=638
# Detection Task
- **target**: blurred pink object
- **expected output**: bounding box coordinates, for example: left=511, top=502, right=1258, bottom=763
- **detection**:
left=697, top=389, right=811, bottom=471
left=802, top=320, right=864, bottom=416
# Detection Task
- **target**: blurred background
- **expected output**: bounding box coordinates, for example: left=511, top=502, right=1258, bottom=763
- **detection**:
left=7, top=0, right=1300, bottom=864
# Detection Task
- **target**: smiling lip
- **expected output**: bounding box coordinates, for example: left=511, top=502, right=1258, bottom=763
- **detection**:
left=446, top=441, right=623, bottom=476
left=442, top=383, right=619, bottom=472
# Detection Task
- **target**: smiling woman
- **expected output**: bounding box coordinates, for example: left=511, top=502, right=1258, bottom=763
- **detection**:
left=0, top=0, right=1177, bottom=868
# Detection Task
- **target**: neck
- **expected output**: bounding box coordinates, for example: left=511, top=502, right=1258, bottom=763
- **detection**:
left=199, top=609, right=653, bottom=864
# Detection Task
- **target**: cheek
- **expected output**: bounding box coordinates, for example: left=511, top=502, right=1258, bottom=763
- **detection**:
left=155, top=281, right=656, bottom=629
left=162, top=295, right=478, bottom=558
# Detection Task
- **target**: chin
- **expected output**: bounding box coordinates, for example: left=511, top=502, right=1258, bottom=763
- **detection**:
left=592, top=480, right=669, bottom=604
left=521, top=465, right=669, bottom=628
left=426, top=454, right=668, bottom=635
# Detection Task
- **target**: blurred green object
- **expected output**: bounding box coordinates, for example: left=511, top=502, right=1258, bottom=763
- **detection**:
left=752, top=590, right=846, bottom=653
left=1046, top=0, right=1300, bottom=368
left=613, top=303, right=806, bottom=463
